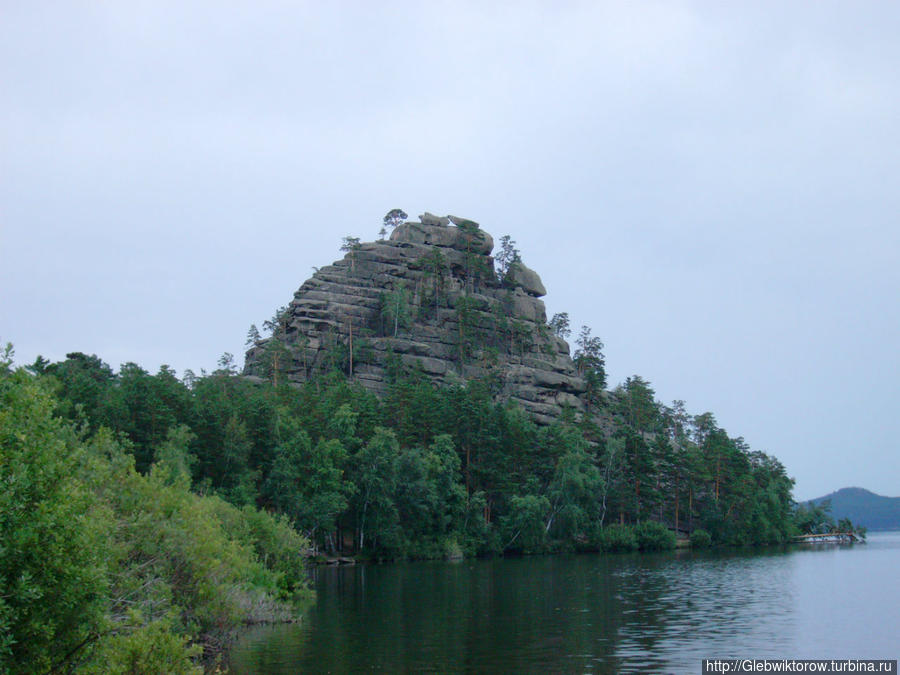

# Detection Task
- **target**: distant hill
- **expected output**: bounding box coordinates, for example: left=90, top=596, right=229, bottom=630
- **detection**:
left=807, top=487, right=900, bottom=531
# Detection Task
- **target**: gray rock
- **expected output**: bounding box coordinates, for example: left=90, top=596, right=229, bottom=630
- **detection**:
left=507, top=263, right=547, bottom=297
left=510, top=289, right=546, bottom=323
left=391, top=220, right=493, bottom=256
left=244, top=217, right=590, bottom=424
left=468, top=227, right=493, bottom=256
left=420, top=212, right=451, bottom=226
left=401, top=355, right=449, bottom=375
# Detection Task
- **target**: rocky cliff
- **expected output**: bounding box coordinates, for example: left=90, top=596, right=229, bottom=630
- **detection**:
left=244, top=213, right=587, bottom=424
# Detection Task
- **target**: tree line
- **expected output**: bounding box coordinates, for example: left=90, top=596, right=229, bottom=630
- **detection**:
left=24, top=331, right=802, bottom=562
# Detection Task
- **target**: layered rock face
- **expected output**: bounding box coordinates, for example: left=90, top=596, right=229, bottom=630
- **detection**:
left=245, top=214, right=586, bottom=423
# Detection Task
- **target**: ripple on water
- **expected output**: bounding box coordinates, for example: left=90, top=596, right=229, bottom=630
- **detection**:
left=230, top=534, right=900, bottom=673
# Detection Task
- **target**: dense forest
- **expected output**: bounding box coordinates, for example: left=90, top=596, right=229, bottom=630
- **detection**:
left=23, top=335, right=797, bottom=559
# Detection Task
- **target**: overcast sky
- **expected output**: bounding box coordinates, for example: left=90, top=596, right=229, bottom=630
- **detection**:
left=2, top=2, right=897, bottom=500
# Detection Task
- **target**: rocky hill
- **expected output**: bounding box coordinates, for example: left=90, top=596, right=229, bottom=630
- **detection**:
left=245, top=213, right=588, bottom=423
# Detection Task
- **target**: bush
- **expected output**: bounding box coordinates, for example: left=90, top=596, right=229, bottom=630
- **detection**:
left=690, top=528, right=712, bottom=548
left=78, top=614, right=202, bottom=675
left=443, top=538, right=464, bottom=561
left=0, top=366, right=315, bottom=673
left=500, top=494, right=550, bottom=554
left=0, top=369, right=110, bottom=674
left=83, top=432, right=314, bottom=659
left=211, top=501, right=313, bottom=601
left=599, top=524, right=638, bottom=552
left=634, top=521, right=676, bottom=551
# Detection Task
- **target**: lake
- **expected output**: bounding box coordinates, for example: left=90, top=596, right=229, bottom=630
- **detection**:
left=229, top=531, right=900, bottom=673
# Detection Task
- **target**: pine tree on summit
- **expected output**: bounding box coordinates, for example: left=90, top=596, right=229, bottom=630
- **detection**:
left=383, top=208, right=407, bottom=231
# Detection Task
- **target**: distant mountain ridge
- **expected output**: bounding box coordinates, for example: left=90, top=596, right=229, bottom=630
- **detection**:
left=806, top=487, right=900, bottom=531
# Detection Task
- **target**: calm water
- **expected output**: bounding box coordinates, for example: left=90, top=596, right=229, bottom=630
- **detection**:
left=230, top=532, right=900, bottom=673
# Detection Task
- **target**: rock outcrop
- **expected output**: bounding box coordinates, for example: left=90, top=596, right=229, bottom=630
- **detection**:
left=245, top=214, right=586, bottom=424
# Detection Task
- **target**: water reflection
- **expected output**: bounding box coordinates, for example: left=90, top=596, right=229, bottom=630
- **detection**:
left=613, top=552, right=796, bottom=671
left=230, top=533, right=899, bottom=673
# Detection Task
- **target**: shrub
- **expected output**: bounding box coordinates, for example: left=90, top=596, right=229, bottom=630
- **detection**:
left=443, top=538, right=464, bottom=561
left=0, top=369, right=110, bottom=674
left=212, top=501, right=313, bottom=601
left=690, top=528, right=712, bottom=548
left=78, top=614, right=202, bottom=675
left=500, top=494, right=550, bottom=554
left=634, top=521, right=676, bottom=551
left=599, top=524, right=638, bottom=552
left=1, top=366, right=315, bottom=673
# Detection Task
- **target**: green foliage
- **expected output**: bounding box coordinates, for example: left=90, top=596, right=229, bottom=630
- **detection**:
left=260, top=306, right=292, bottom=386
left=352, top=428, right=401, bottom=553
left=83, top=430, right=309, bottom=657
left=0, top=342, right=14, bottom=372
left=545, top=445, right=603, bottom=540
left=598, top=524, right=638, bottom=553
left=548, top=312, right=571, bottom=339
left=340, top=236, right=361, bottom=252
left=574, top=326, right=607, bottom=408
left=418, top=248, right=448, bottom=320
left=633, top=521, right=677, bottom=551
left=454, top=296, right=479, bottom=362
left=0, top=365, right=312, bottom=673
left=262, top=414, right=349, bottom=548
left=379, top=285, right=412, bottom=337
left=690, top=528, right=712, bottom=548
left=78, top=614, right=202, bottom=675
left=246, top=323, right=262, bottom=348
left=207, top=501, right=312, bottom=602
left=393, top=435, right=466, bottom=550
left=510, top=319, right=534, bottom=356
left=456, top=220, right=490, bottom=293
left=340, top=236, right=362, bottom=272
left=495, top=234, right=521, bottom=282
left=22, top=323, right=800, bottom=587
left=153, top=423, right=196, bottom=488
left=0, top=369, right=108, bottom=674
left=794, top=499, right=835, bottom=535
left=383, top=208, right=407, bottom=230
left=617, top=375, right=658, bottom=431
left=42, top=355, right=196, bottom=473
left=460, top=491, right=497, bottom=555
left=500, top=495, right=550, bottom=553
